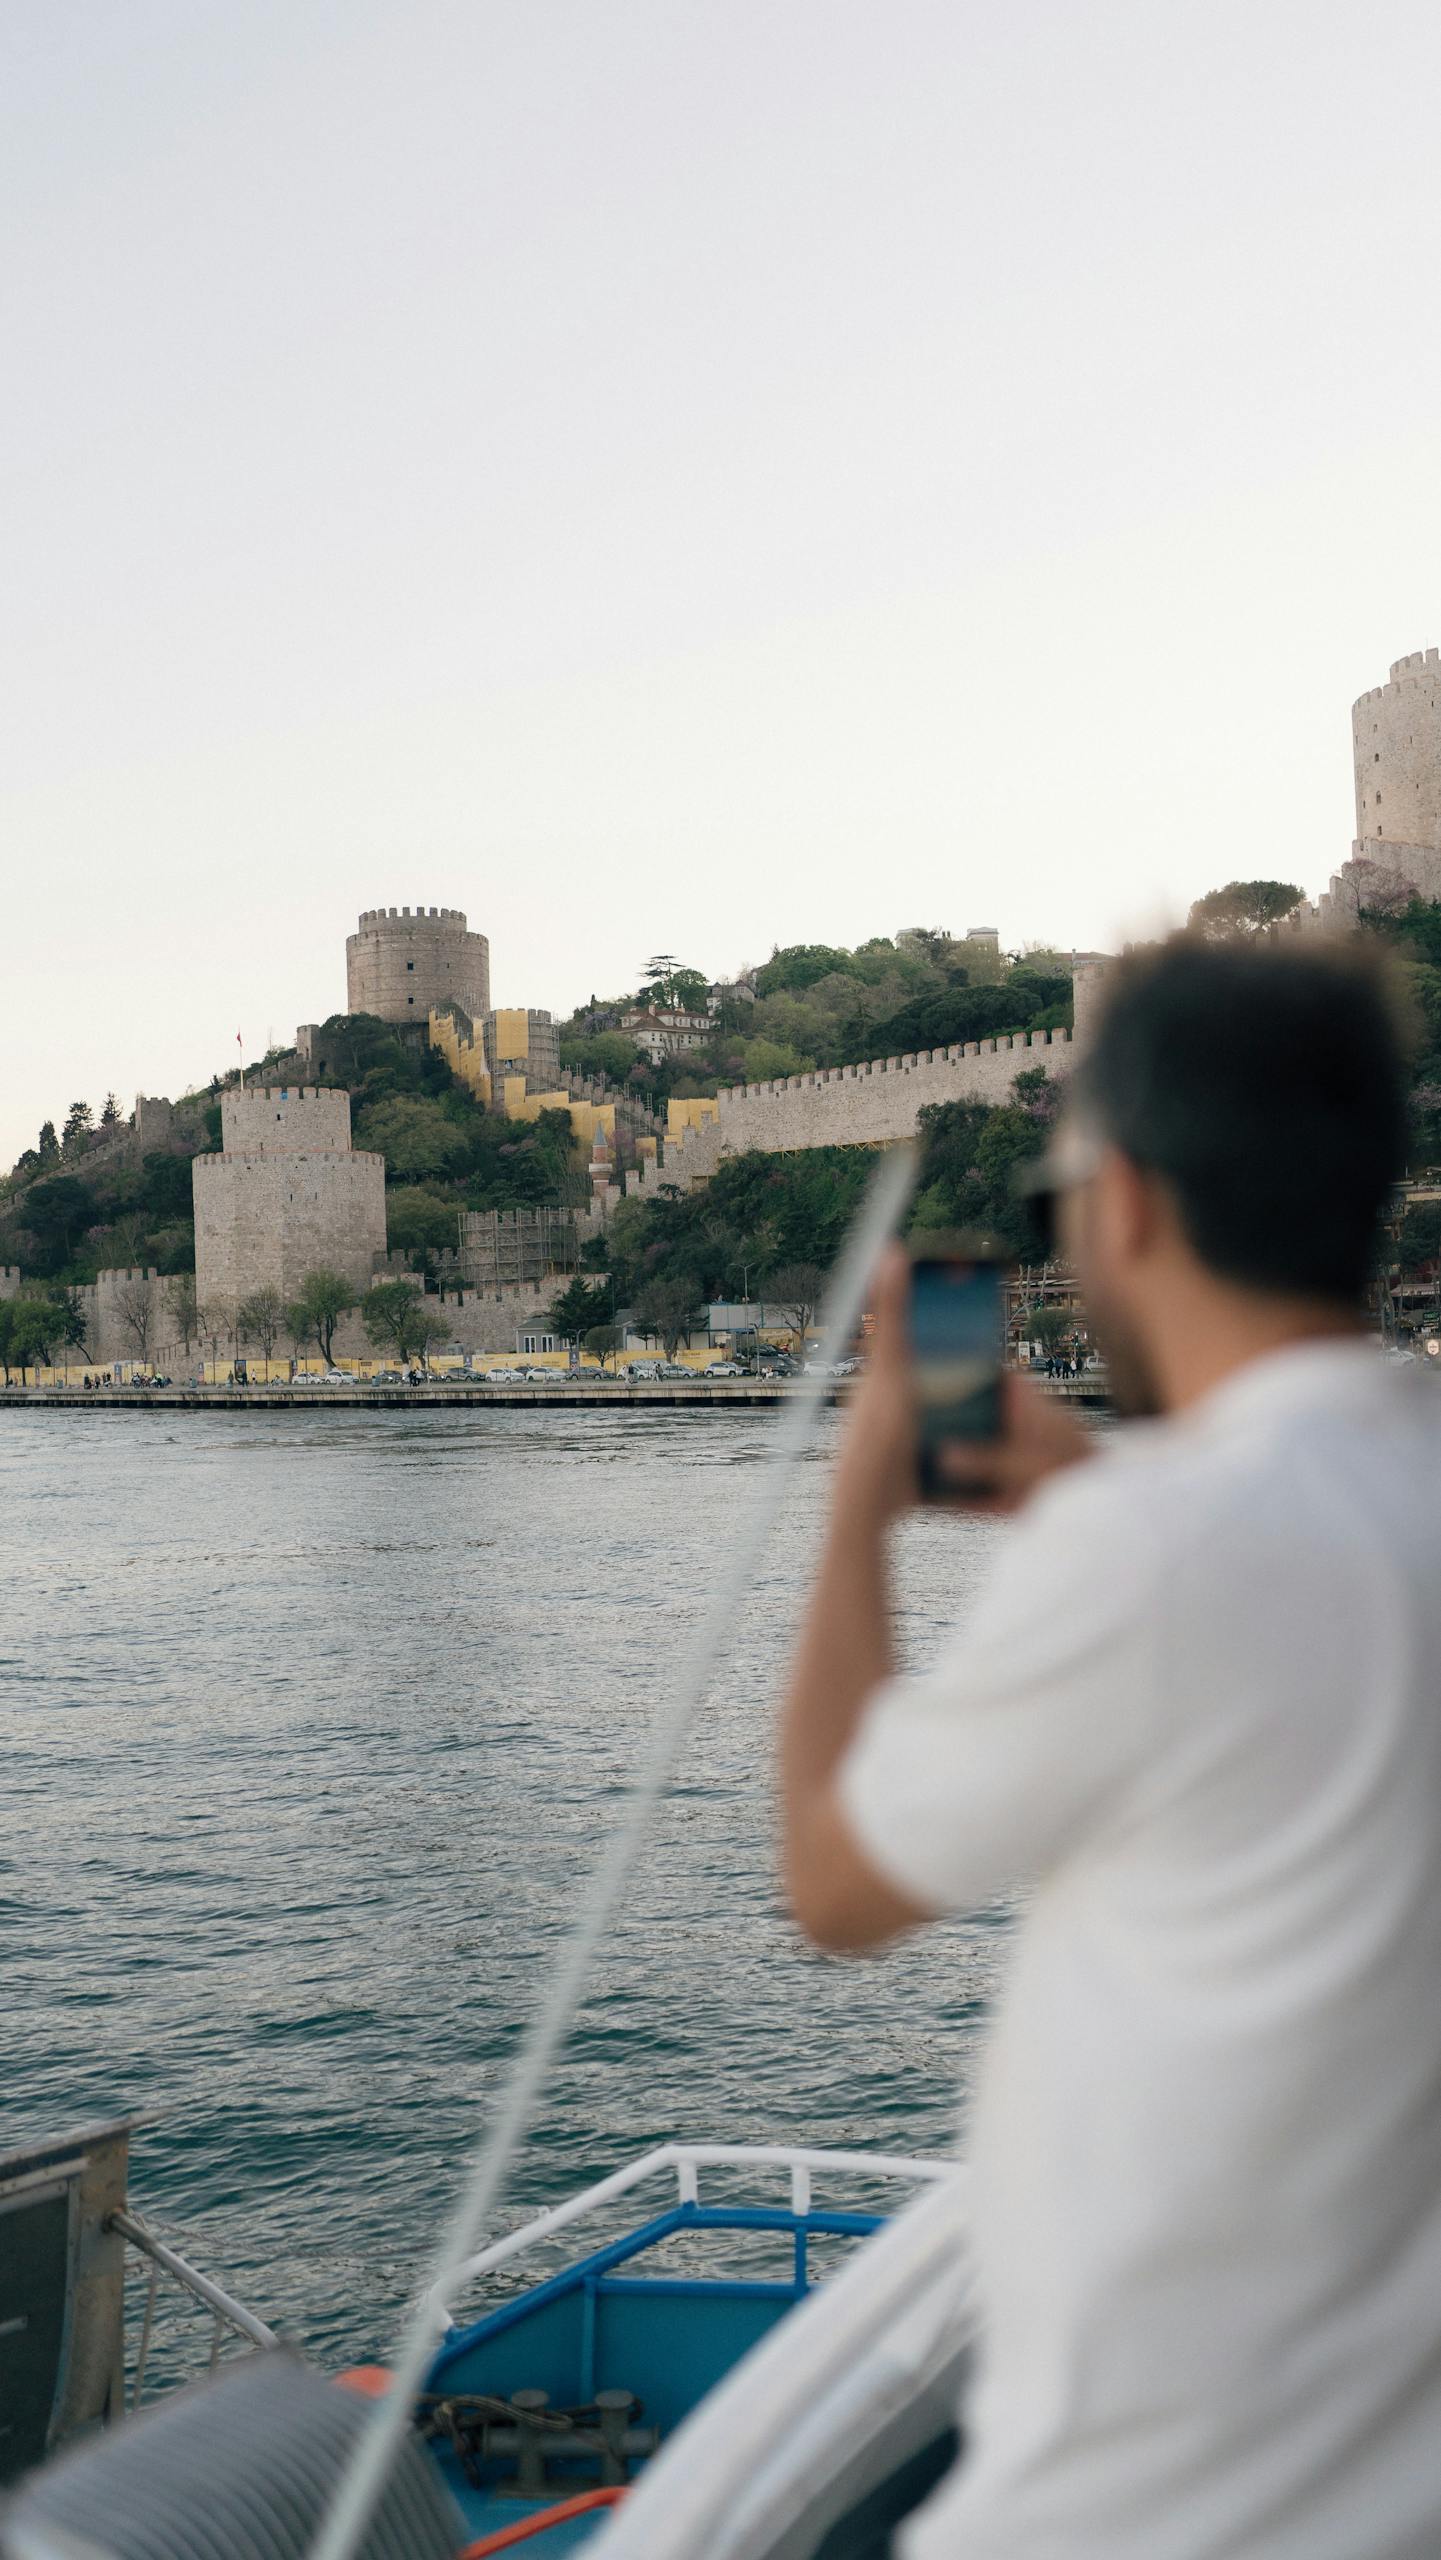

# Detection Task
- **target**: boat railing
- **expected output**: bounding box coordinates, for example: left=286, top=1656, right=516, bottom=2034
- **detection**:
left=429, top=2142, right=953, bottom=2333
left=109, top=2205, right=281, bottom=2408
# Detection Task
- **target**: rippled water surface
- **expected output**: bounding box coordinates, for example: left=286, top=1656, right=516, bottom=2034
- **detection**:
left=3, top=1406, right=1011, bottom=2365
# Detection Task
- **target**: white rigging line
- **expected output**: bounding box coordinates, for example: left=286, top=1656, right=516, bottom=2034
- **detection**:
left=308, top=1142, right=918, bottom=2560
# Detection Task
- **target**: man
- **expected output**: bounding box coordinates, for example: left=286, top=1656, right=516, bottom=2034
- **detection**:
left=781, top=935, right=1441, bottom=2559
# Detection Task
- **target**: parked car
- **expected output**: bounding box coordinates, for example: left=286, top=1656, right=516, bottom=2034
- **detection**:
left=705, top=1361, right=741, bottom=1377
left=483, top=1367, right=516, bottom=1383
left=371, top=1368, right=405, bottom=1384
left=654, top=1362, right=691, bottom=1379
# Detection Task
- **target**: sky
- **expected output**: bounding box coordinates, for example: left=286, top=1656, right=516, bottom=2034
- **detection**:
left=3, top=0, right=1440, bottom=1165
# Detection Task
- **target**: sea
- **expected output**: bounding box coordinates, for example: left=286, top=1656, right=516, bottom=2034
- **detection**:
left=3, top=1405, right=1012, bottom=2372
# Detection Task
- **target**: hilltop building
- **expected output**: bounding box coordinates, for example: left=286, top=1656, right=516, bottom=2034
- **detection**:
left=346, top=905, right=491, bottom=1023
left=618, top=1004, right=712, bottom=1059
left=193, top=1084, right=386, bottom=1310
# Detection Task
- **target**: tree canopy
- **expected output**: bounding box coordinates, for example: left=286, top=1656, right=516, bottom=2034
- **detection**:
left=1187, top=880, right=1306, bottom=938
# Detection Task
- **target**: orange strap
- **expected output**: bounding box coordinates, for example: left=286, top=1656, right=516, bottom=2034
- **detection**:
left=457, top=2486, right=628, bottom=2556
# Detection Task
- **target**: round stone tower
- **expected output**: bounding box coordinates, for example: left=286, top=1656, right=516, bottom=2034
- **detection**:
left=1352, top=649, right=1441, bottom=855
left=346, top=905, right=491, bottom=1025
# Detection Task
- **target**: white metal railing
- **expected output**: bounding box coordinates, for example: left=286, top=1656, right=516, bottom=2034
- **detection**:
left=110, top=2205, right=280, bottom=2408
left=427, top=2141, right=953, bottom=2334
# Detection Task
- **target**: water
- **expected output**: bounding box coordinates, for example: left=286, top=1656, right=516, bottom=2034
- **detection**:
left=2, top=1406, right=1012, bottom=2369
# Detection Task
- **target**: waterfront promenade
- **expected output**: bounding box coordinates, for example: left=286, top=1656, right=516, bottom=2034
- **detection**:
left=1, top=1375, right=1111, bottom=1413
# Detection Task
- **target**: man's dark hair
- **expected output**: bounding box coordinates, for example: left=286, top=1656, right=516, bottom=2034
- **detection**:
left=1074, top=934, right=1411, bottom=1302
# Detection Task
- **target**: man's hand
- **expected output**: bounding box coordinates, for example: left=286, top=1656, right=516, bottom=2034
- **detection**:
left=935, top=1369, right=1093, bottom=1512
left=835, top=1245, right=1093, bottom=1529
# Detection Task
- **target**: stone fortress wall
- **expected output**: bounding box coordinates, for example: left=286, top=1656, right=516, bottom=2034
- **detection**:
left=193, top=1085, right=387, bottom=1309
left=346, top=905, right=491, bottom=1024
left=622, top=970, right=1106, bottom=1202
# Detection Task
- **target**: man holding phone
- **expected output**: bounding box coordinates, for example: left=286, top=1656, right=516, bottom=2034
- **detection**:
left=780, top=934, right=1441, bottom=2558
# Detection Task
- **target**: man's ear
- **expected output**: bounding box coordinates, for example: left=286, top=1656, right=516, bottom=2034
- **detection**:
left=1094, top=1145, right=1162, bottom=1265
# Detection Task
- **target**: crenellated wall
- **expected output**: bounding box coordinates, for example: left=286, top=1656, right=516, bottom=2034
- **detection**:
left=346, top=904, right=491, bottom=1025
left=631, top=1025, right=1075, bottom=1197
left=221, top=1085, right=353, bottom=1155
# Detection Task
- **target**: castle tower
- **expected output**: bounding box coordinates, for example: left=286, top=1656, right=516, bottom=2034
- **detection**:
left=1348, top=650, right=1441, bottom=898
left=193, top=1085, right=386, bottom=1311
left=346, top=905, right=491, bottom=1025
left=483, top=1008, right=561, bottom=1096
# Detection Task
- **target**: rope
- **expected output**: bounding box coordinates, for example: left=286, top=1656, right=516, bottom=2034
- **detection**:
left=307, top=1143, right=917, bottom=2560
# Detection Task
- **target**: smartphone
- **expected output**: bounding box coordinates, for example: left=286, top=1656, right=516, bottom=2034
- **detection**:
left=908, top=1241, right=1007, bottom=1500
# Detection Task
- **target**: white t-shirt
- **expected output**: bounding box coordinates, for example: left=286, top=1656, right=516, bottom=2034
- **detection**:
left=838, top=1341, right=1441, bottom=2560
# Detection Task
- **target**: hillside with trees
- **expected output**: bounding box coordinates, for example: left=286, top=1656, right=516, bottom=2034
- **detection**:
left=560, top=929, right=1074, bottom=1108
left=0, top=1011, right=584, bottom=1290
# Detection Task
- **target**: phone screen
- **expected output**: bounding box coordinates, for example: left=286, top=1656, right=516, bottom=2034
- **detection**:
left=909, top=1254, right=1004, bottom=1495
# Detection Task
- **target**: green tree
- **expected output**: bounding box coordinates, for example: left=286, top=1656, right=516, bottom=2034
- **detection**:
left=62, top=1101, right=94, bottom=1156
left=386, top=1186, right=460, bottom=1267
left=740, top=1037, right=815, bottom=1083
left=287, top=1268, right=356, bottom=1363
left=361, top=1277, right=442, bottom=1364
left=1397, top=1200, right=1441, bottom=1275
left=559, top=1029, right=644, bottom=1084
left=356, top=1095, right=469, bottom=1182
left=1187, top=880, right=1305, bottom=938
left=765, top=1260, right=825, bottom=1350
left=36, top=1121, right=59, bottom=1167
left=583, top=1322, right=624, bottom=1371
left=631, top=1275, right=705, bottom=1358
left=236, top=1285, right=285, bottom=1360
left=754, top=945, right=859, bottom=995
left=10, top=1293, right=70, bottom=1371
left=99, top=1093, right=121, bottom=1129
left=24, top=1175, right=97, bottom=1275
left=548, top=1275, right=609, bottom=1341
left=1021, top=1303, right=1074, bottom=1355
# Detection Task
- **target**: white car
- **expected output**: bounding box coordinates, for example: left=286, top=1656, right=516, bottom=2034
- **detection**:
left=484, top=1367, right=517, bottom=1383
left=705, top=1361, right=741, bottom=1377
left=320, top=1369, right=351, bottom=1385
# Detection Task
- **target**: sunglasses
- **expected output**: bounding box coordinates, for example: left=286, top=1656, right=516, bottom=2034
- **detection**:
left=1013, top=1129, right=1105, bottom=1259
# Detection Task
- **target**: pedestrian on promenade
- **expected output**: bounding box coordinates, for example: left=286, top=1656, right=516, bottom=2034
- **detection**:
left=780, top=933, right=1441, bottom=2560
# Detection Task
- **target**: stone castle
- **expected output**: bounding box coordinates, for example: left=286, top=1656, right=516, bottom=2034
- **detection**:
left=23, top=645, right=1438, bottom=1370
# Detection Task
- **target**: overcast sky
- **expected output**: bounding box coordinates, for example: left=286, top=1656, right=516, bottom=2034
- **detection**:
left=3, top=1, right=1439, bottom=1164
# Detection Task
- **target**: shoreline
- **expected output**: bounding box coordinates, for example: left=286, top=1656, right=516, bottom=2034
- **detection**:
left=0, top=1376, right=1111, bottom=1413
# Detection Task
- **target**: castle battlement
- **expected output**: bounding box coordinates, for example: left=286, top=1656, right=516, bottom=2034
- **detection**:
left=711, top=1024, right=1069, bottom=1108
left=194, top=1148, right=380, bottom=1171
left=357, top=904, right=468, bottom=928
left=220, top=1085, right=353, bottom=1156
left=347, top=904, right=490, bottom=1024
